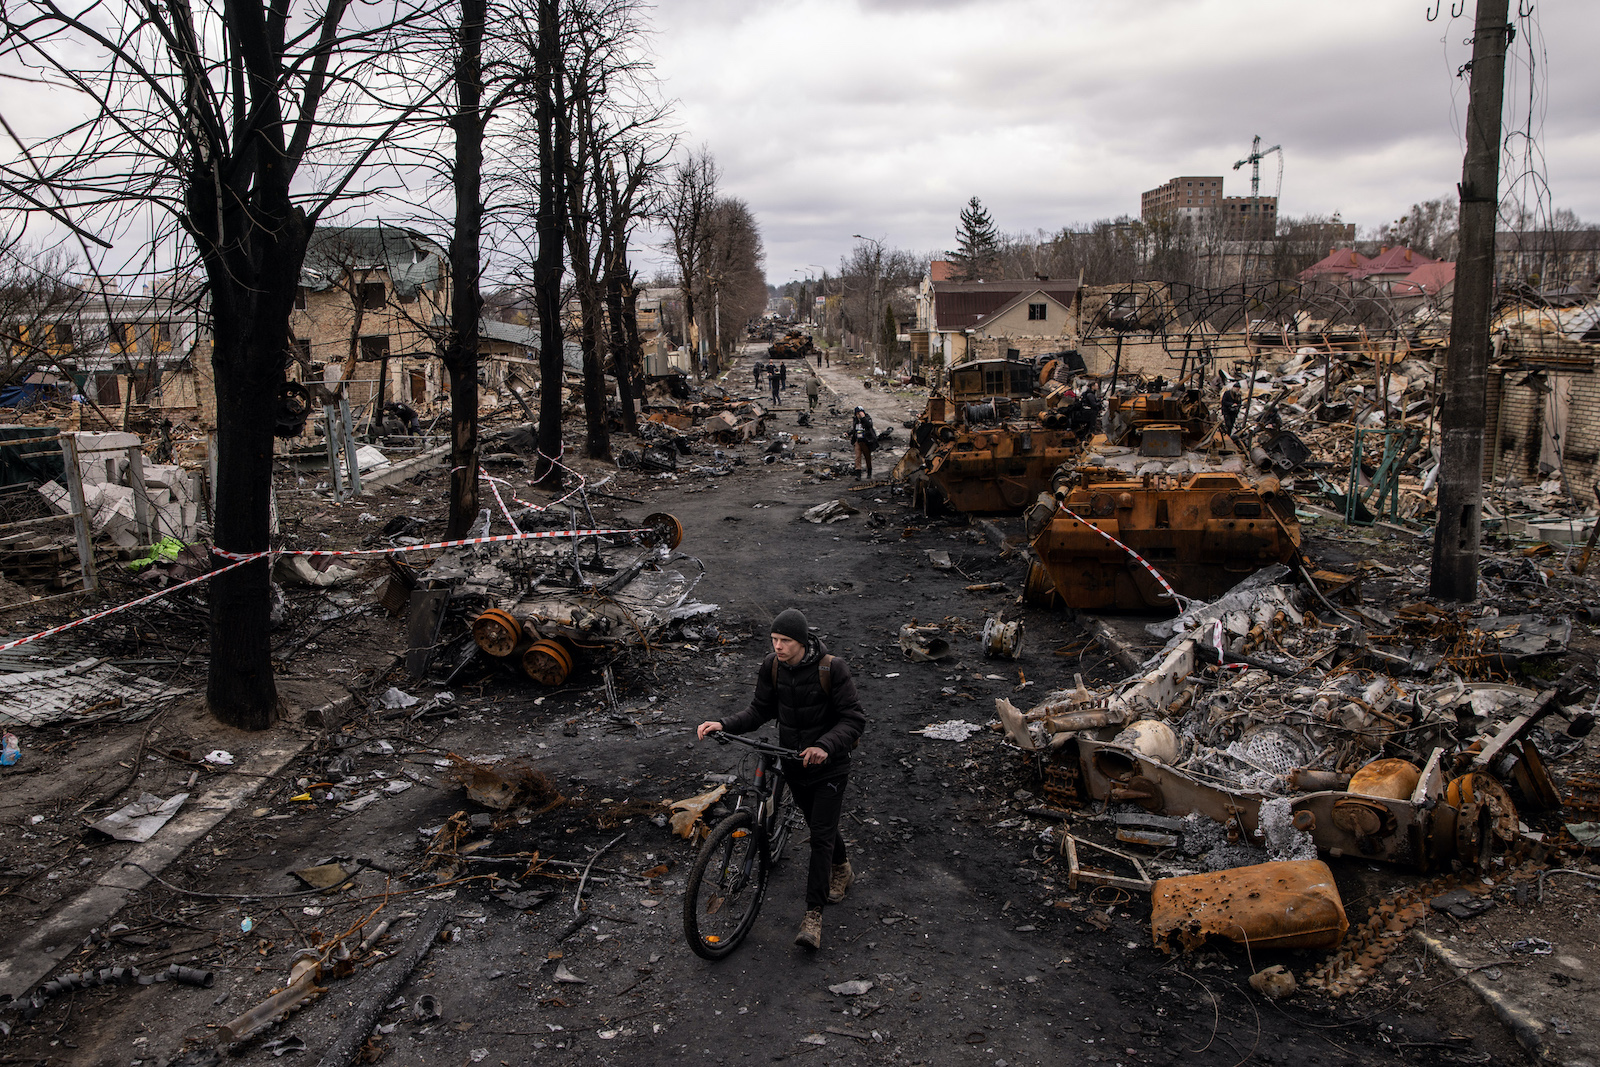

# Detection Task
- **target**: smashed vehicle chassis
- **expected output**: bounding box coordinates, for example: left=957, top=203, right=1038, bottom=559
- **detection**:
left=1073, top=737, right=1500, bottom=872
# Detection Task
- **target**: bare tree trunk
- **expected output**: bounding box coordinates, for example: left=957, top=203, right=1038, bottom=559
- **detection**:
left=199, top=202, right=312, bottom=730
left=531, top=0, right=567, bottom=487
left=443, top=0, right=485, bottom=537
left=1430, top=0, right=1509, bottom=602
left=564, top=88, right=612, bottom=463
left=605, top=253, right=638, bottom=434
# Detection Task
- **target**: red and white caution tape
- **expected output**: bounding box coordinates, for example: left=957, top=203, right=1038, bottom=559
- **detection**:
left=0, top=553, right=261, bottom=654
left=1208, top=618, right=1251, bottom=671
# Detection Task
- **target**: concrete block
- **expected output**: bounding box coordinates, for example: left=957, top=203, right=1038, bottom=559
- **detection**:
left=70, top=432, right=140, bottom=486
left=142, top=464, right=182, bottom=489
left=154, top=502, right=182, bottom=540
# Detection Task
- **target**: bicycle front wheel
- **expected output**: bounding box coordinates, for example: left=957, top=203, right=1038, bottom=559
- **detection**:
left=683, top=810, right=767, bottom=960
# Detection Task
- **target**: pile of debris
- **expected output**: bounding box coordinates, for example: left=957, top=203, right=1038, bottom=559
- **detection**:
left=1001, top=563, right=1595, bottom=991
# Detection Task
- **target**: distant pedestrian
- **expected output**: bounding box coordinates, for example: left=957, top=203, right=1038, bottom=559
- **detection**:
left=850, top=406, right=877, bottom=480
left=769, top=366, right=781, bottom=405
left=806, top=375, right=820, bottom=410
left=779, top=363, right=788, bottom=390
left=383, top=401, right=421, bottom=436
left=753, top=360, right=764, bottom=387
left=817, top=353, right=823, bottom=369
left=1220, top=384, right=1242, bottom=436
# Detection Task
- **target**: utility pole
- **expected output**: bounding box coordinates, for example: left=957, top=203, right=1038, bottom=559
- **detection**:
left=1430, top=0, right=1510, bottom=602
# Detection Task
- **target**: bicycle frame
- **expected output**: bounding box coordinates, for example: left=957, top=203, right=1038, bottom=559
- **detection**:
left=714, top=732, right=796, bottom=842
left=684, top=732, right=803, bottom=960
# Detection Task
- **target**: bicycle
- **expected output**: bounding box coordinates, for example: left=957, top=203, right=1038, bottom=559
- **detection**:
left=682, top=731, right=802, bottom=960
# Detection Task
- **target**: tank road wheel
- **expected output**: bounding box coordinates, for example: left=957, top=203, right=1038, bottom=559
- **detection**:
left=641, top=512, right=684, bottom=549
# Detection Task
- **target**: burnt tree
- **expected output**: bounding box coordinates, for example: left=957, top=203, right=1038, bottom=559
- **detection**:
left=443, top=0, right=487, bottom=536
left=0, top=0, right=436, bottom=728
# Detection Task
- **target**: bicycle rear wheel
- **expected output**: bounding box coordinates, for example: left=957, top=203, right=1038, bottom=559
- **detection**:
left=683, top=810, right=767, bottom=960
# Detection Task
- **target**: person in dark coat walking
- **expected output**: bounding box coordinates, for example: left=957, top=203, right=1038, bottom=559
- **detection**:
left=779, top=362, right=788, bottom=390
left=768, top=365, right=782, bottom=405
left=850, top=406, right=877, bottom=480
left=753, top=360, right=765, bottom=388
left=698, top=608, right=866, bottom=950
left=1220, top=384, right=1242, bottom=436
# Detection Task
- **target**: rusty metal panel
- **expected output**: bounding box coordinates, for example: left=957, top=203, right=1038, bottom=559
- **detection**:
left=1032, top=471, right=1301, bottom=610
left=1152, top=860, right=1349, bottom=953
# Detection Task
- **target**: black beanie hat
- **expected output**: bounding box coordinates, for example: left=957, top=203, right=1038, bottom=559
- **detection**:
left=771, top=608, right=809, bottom=643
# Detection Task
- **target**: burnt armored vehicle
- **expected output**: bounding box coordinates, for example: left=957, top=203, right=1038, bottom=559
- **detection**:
left=909, top=355, right=1097, bottom=514
left=1026, top=388, right=1302, bottom=611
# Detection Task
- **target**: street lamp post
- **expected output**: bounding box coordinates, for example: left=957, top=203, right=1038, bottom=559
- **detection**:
left=807, top=265, right=828, bottom=331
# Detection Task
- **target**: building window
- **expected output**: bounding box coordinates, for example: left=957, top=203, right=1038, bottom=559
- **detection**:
left=294, top=287, right=307, bottom=310
left=1028, top=303, right=1047, bottom=321
left=360, top=282, right=386, bottom=310
left=360, top=335, right=390, bottom=361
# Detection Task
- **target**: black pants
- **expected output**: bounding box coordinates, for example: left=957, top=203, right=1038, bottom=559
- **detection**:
left=785, top=773, right=848, bottom=911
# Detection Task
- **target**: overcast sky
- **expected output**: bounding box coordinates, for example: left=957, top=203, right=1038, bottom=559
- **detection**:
left=640, top=0, right=1598, bottom=283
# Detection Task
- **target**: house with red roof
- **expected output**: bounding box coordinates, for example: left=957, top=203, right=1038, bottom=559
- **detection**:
left=1297, top=248, right=1371, bottom=282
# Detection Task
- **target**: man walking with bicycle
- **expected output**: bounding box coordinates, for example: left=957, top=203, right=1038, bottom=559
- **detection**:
left=696, top=608, right=866, bottom=950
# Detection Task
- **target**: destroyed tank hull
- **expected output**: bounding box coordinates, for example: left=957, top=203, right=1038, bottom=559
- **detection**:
left=910, top=357, right=1094, bottom=514
left=1031, top=470, right=1301, bottom=611
left=920, top=422, right=1082, bottom=513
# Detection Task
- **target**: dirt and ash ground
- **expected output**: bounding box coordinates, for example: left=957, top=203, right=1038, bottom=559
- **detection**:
left=2, top=346, right=1599, bottom=1067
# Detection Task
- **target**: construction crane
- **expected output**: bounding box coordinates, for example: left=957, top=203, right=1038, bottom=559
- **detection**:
left=1232, top=134, right=1283, bottom=201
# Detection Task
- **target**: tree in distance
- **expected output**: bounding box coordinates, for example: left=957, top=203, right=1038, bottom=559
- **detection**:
left=948, top=196, right=1000, bottom=281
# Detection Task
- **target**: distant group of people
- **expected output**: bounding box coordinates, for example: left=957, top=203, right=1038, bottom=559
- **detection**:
left=752, top=358, right=796, bottom=404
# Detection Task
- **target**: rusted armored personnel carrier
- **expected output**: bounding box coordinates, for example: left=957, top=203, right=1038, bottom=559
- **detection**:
left=767, top=330, right=814, bottom=359
left=1027, top=388, right=1302, bottom=611
left=909, top=356, right=1097, bottom=514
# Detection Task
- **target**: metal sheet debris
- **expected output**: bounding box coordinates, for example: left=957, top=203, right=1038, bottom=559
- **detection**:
left=1151, top=859, right=1349, bottom=953
left=0, top=657, right=191, bottom=727
left=89, top=792, right=188, bottom=842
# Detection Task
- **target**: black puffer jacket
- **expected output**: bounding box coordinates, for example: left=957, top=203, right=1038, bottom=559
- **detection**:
left=719, top=636, right=866, bottom=783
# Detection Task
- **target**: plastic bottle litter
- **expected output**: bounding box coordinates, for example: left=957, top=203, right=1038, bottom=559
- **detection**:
left=1, top=732, right=19, bottom=766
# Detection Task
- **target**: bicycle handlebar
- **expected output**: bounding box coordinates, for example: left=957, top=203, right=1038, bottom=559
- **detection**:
left=711, top=731, right=802, bottom=760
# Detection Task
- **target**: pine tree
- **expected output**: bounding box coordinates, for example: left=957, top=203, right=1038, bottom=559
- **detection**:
left=948, top=196, right=1000, bottom=280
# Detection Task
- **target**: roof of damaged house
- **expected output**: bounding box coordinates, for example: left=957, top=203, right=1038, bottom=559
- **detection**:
left=931, top=279, right=1080, bottom=332
left=478, top=320, right=539, bottom=348
left=1355, top=245, right=1438, bottom=278
left=1389, top=261, right=1456, bottom=298
left=970, top=287, right=1077, bottom=330
left=1296, top=248, right=1372, bottom=281
left=300, top=226, right=448, bottom=299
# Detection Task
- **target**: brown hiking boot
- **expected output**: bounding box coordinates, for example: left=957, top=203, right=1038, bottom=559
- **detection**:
left=827, top=862, right=854, bottom=904
left=794, top=909, right=822, bottom=950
